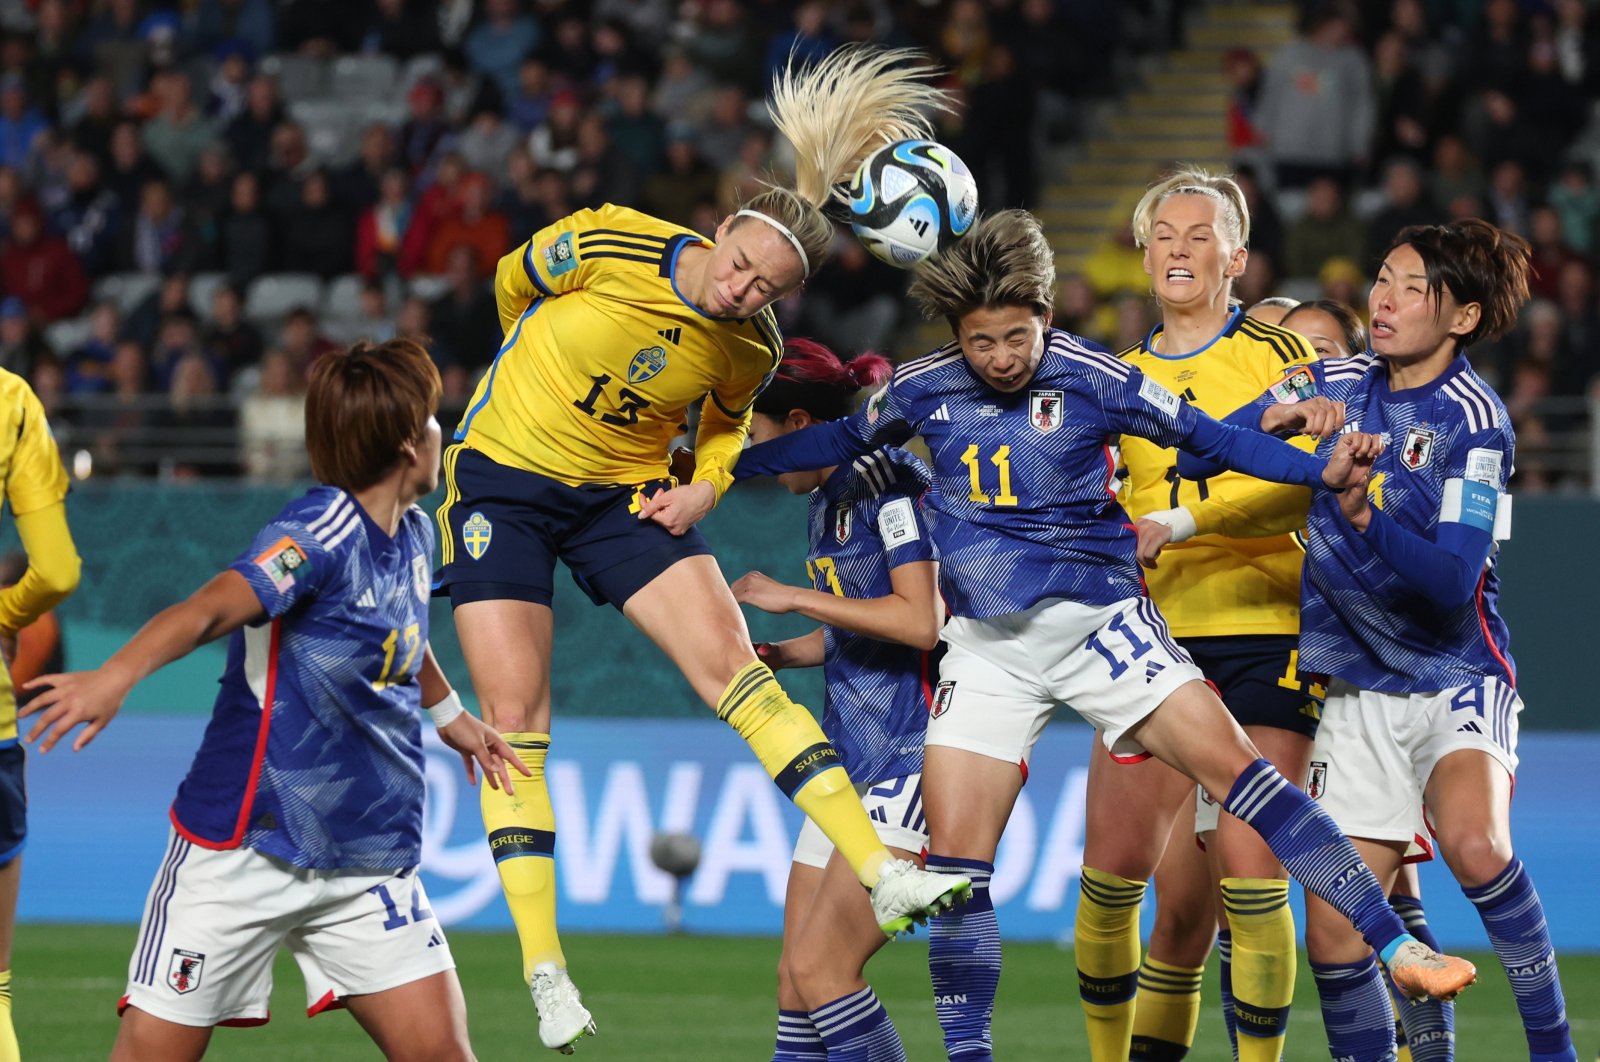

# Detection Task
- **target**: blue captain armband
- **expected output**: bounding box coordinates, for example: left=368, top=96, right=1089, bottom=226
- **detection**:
left=1440, top=477, right=1498, bottom=533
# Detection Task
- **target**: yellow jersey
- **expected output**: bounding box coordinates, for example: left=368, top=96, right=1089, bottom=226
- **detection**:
left=1116, top=309, right=1316, bottom=638
left=0, top=370, right=71, bottom=742
left=457, top=204, right=783, bottom=496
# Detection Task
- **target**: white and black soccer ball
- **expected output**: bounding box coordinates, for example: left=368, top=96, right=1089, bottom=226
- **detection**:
left=847, top=139, right=979, bottom=268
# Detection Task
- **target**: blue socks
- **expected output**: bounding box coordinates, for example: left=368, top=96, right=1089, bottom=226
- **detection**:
left=811, top=987, right=907, bottom=1062
left=1311, top=955, right=1400, bottom=1062
left=1217, top=929, right=1239, bottom=1060
left=1224, top=760, right=1409, bottom=954
left=927, top=855, right=999, bottom=1061
left=774, top=1008, right=826, bottom=1061
left=1386, top=894, right=1454, bottom=1061
left=1463, top=858, right=1576, bottom=1062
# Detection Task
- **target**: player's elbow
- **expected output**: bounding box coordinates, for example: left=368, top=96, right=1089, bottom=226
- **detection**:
left=38, top=550, right=81, bottom=600
left=906, top=612, right=944, bottom=652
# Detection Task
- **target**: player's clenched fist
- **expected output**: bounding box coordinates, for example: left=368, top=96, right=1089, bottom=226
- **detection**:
left=1321, top=431, right=1384, bottom=491
left=1262, top=395, right=1346, bottom=438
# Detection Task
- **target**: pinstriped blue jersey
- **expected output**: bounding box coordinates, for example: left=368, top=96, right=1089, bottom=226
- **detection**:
left=170, top=487, right=435, bottom=870
left=845, top=329, right=1205, bottom=618
left=807, top=447, right=937, bottom=782
left=1275, top=354, right=1516, bottom=692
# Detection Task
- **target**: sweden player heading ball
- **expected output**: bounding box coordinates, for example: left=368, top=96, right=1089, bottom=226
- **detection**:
left=431, top=45, right=969, bottom=1053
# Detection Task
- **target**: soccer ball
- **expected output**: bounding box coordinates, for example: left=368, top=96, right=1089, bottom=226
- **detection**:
left=847, top=139, right=979, bottom=268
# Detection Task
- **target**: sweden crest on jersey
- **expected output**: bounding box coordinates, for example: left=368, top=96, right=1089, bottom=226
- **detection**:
left=1030, top=389, right=1063, bottom=434
left=463, top=511, right=493, bottom=560
left=1401, top=426, right=1436, bottom=470
left=628, top=345, right=668, bottom=384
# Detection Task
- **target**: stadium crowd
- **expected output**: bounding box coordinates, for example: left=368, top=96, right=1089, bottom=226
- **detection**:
left=0, top=0, right=1593, bottom=490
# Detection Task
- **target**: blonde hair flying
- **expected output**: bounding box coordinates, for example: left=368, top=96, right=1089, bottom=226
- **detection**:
left=1131, top=166, right=1252, bottom=251
left=740, top=46, right=951, bottom=278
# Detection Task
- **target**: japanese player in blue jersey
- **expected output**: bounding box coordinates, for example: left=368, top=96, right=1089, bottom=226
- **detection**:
left=726, top=339, right=944, bottom=1062
left=430, top=46, right=969, bottom=1053
left=0, top=367, right=82, bottom=1062
left=734, top=209, right=1478, bottom=1059
left=1183, top=220, right=1578, bottom=1062
left=1076, top=168, right=1328, bottom=1062
left=21, top=340, right=527, bottom=1062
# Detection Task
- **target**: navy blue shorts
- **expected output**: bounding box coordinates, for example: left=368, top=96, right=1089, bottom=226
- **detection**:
left=1182, top=634, right=1324, bottom=739
left=434, top=445, right=711, bottom=610
left=0, top=743, right=25, bottom=865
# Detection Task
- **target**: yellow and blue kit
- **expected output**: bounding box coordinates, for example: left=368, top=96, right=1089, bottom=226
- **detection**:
left=1117, top=306, right=1323, bottom=734
left=436, top=204, right=783, bottom=609
left=0, top=369, right=80, bottom=863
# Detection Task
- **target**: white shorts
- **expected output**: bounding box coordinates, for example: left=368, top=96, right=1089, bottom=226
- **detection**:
left=792, top=773, right=926, bottom=869
left=928, top=596, right=1204, bottom=765
left=1308, top=676, right=1521, bottom=852
left=121, top=830, right=456, bottom=1027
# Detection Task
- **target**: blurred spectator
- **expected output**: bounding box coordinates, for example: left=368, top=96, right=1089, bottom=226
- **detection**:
left=1286, top=178, right=1367, bottom=278
left=30, top=356, right=66, bottom=425
left=278, top=307, right=337, bottom=375
left=1554, top=0, right=1600, bottom=95
left=1485, top=159, right=1532, bottom=238
left=335, top=124, right=398, bottom=214
left=105, top=119, right=162, bottom=206
left=686, top=0, right=761, bottom=92
left=53, top=148, right=120, bottom=276
left=1365, top=158, right=1441, bottom=264
left=1429, top=133, right=1484, bottom=210
left=529, top=89, right=582, bottom=173
left=65, top=76, right=119, bottom=165
left=570, top=114, right=638, bottom=208
left=1112, top=293, right=1157, bottom=352
left=457, top=99, right=520, bottom=179
left=395, top=294, right=432, bottom=346
left=965, top=41, right=1036, bottom=210
left=1083, top=225, right=1148, bottom=301
left=424, top=171, right=508, bottom=277
left=606, top=73, right=666, bottom=179
left=224, top=73, right=283, bottom=175
left=87, top=338, right=155, bottom=477
left=641, top=128, right=717, bottom=229
left=141, top=69, right=220, bottom=185
left=280, top=170, right=353, bottom=279
left=362, top=0, right=441, bottom=61
left=1254, top=5, right=1374, bottom=188
left=186, top=144, right=235, bottom=249
left=191, top=0, right=277, bottom=60
left=399, top=77, right=451, bottom=173
left=765, top=2, right=834, bottom=85
left=1527, top=207, right=1587, bottom=303
left=0, top=298, right=49, bottom=377
left=345, top=280, right=397, bottom=344
left=716, top=128, right=772, bottom=216
left=1236, top=166, right=1285, bottom=273
left=1463, top=0, right=1525, bottom=96
left=1318, top=257, right=1367, bottom=317
left=465, top=0, right=542, bottom=103
left=696, top=85, right=752, bottom=173
left=157, top=351, right=236, bottom=478
left=239, top=349, right=308, bottom=482
left=429, top=245, right=500, bottom=368
left=0, top=75, right=46, bottom=171
left=1550, top=161, right=1600, bottom=257
left=203, top=285, right=263, bottom=382
left=206, top=48, right=252, bottom=127
left=396, top=152, right=464, bottom=276
left=438, top=48, right=488, bottom=126
left=116, top=178, right=202, bottom=275
left=356, top=167, right=414, bottom=279
left=651, top=46, right=712, bottom=125
left=66, top=301, right=122, bottom=394
left=1223, top=47, right=1265, bottom=151
left=508, top=56, right=554, bottom=134
left=1556, top=259, right=1600, bottom=397
left=1235, top=249, right=1280, bottom=309
left=263, top=121, right=314, bottom=217
left=279, top=0, right=366, bottom=57
left=125, top=273, right=193, bottom=350
left=149, top=312, right=208, bottom=391
left=1, top=199, right=88, bottom=322
left=221, top=170, right=274, bottom=287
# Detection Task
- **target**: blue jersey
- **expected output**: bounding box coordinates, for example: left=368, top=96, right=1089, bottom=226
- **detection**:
left=830, top=330, right=1211, bottom=618
left=1279, top=354, right=1515, bottom=693
left=170, top=487, right=436, bottom=870
left=806, top=447, right=937, bottom=782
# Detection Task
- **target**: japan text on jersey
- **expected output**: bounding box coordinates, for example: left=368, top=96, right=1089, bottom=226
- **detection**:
left=1290, top=354, right=1516, bottom=693
left=170, top=487, right=436, bottom=870
left=850, top=329, right=1198, bottom=619
left=805, top=447, right=937, bottom=783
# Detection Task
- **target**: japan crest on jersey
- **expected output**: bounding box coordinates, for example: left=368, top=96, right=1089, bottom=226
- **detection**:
left=833, top=505, right=852, bottom=543
left=1307, top=761, right=1328, bottom=800
left=1029, top=389, right=1064, bottom=434
left=167, top=949, right=205, bottom=995
left=1401, top=426, right=1436, bottom=471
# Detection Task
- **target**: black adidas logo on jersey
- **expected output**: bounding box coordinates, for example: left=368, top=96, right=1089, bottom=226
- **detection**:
left=657, top=327, right=682, bottom=344
left=1180, top=387, right=1197, bottom=402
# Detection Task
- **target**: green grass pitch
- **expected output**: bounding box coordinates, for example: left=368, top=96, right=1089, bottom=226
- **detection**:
left=13, top=925, right=1598, bottom=1059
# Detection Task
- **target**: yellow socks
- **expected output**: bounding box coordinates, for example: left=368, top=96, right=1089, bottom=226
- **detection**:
left=718, top=661, right=889, bottom=888
left=1222, top=877, right=1296, bottom=1061
left=0, top=969, right=16, bottom=1062
left=482, top=733, right=564, bottom=981
left=1130, top=956, right=1204, bottom=1059
left=1075, top=865, right=1147, bottom=1061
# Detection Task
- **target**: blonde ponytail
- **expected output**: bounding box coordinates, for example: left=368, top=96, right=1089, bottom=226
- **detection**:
left=737, top=46, right=951, bottom=277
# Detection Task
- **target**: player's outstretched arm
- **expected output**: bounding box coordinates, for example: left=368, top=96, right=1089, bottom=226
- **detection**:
left=20, top=569, right=267, bottom=753
left=754, top=628, right=826, bottom=671
left=732, top=560, right=941, bottom=650
left=417, top=644, right=531, bottom=795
